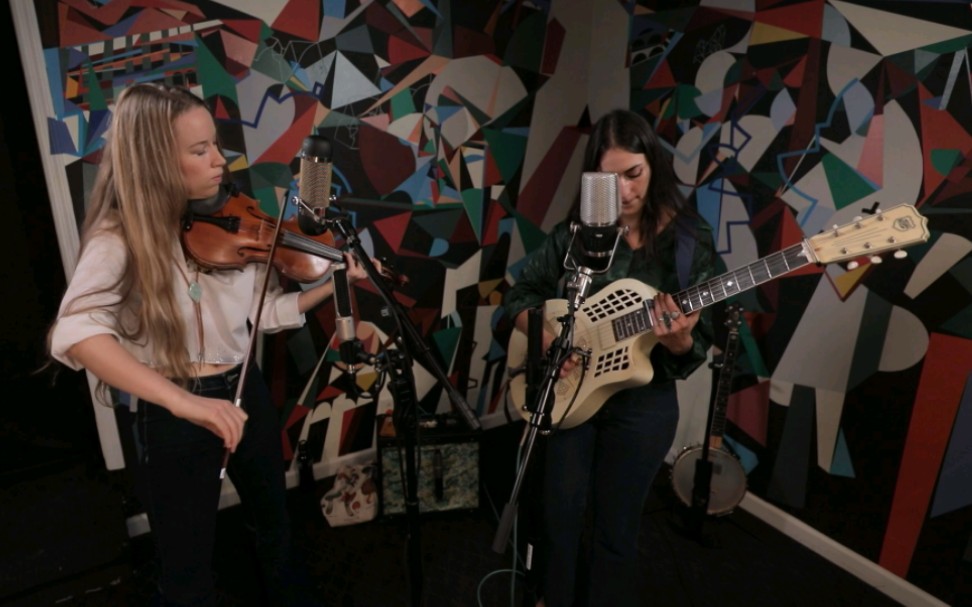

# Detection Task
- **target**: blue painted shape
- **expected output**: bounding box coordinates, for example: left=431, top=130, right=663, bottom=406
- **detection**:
left=724, top=435, right=759, bottom=475
left=429, top=237, right=449, bottom=256
left=829, top=428, right=856, bottom=479
left=47, top=118, right=77, bottom=156
left=931, top=372, right=972, bottom=517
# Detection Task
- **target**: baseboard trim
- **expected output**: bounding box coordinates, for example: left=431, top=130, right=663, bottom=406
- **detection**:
left=739, top=493, right=946, bottom=607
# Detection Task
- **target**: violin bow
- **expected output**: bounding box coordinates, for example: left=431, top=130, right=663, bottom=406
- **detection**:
left=219, top=196, right=290, bottom=479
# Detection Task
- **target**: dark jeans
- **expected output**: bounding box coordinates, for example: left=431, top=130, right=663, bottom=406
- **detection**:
left=540, top=382, right=679, bottom=607
left=122, top=366, right=310, bottom=607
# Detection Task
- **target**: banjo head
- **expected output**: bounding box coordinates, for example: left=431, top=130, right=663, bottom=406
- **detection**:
left=670, top=445, right=747, bottom=516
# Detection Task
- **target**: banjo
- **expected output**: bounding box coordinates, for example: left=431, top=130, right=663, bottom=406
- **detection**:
left=670, top=302, right=747, bottom=516
left=506, top=204, right=929, bottom=429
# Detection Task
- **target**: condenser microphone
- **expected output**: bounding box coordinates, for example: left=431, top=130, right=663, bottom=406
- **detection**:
left=297, top=134, right=333, bottom=236
left=575, top=172, right=623, bottom=271
left=564, top=172, right=624, bottom=310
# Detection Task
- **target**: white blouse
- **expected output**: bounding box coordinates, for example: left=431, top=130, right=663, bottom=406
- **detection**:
left=50, top=227, right=307, bottom=372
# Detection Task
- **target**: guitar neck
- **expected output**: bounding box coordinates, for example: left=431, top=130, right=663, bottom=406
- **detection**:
left=676, top=241, right=811, bottom=314
left=610, top=242, right=811, bottom=342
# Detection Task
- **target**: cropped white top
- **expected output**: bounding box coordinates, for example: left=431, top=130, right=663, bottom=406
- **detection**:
left=50, top=227, right=306, bottom=372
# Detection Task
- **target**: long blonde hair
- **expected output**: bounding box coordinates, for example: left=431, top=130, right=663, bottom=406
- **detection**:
left=58, top=83, right=211, bottom=392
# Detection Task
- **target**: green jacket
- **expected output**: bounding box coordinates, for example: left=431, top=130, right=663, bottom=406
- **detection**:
left=504, top=215, right=716, bottom=384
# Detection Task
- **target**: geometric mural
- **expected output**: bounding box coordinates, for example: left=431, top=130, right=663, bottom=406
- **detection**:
left=16, top=0, right=972, bottom=603
left=626, top=1, right=972, bottom=602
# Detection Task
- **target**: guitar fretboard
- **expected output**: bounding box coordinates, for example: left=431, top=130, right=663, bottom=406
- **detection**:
left=611, top=241, right=812, bottom=341
left=677, top=242, right=811, bottom=313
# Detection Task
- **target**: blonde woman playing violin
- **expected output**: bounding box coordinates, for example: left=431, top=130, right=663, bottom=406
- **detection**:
left=48, top=83, right=362, bottom=606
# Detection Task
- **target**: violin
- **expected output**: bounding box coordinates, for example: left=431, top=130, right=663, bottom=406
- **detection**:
left=182, top=190, right=342, bottom=283
left=181, top=189, right=409, bottom=287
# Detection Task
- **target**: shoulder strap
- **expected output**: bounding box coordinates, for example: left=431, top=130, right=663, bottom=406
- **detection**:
left=674, top=215, right=696, bottom=290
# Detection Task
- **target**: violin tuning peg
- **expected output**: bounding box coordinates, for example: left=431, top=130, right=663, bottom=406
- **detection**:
left=847, top=260, right=859, bottom=270
left=870, top=255, right=883, bottom=264
left=894, top=249, right=908, bottom=259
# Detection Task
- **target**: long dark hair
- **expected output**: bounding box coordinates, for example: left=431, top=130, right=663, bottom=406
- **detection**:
left=571, top=109, right=692, bottom=256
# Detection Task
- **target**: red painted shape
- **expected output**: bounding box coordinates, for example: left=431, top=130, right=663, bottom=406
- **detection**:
left=727, top=380, right=770, bottom=446
left=756, top=0, right=825, bottom=38
left=518, top=126, right=583, bottom=225
left=271, top=0, right=320, bottom=41
left=879, top=333, right=968, bottom=576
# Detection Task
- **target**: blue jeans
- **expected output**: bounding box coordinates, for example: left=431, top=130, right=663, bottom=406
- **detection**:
left=122, top=366, right=306, bottom=606
left=540, top=382, right=679, bottom=607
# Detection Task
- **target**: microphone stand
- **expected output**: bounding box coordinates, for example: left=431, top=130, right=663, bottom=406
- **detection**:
left=491, top=226, right=623, bottom=557
left=319, top=203, right=481, bottom=607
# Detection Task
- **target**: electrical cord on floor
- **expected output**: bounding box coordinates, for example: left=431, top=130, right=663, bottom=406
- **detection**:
left=477, top=439, right=528, bottom=607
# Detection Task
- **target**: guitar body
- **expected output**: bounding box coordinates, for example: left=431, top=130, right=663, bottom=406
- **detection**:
left=507, top=279, right=661, bottom=429
left=506, top=205, right=928, bottom=429
left=670, top=444, right=747, bottom=516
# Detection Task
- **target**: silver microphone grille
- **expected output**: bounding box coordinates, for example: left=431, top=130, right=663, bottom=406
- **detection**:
left=298, top=135, right=333, bottom=210
left=580, top=172, right=620, bottom=227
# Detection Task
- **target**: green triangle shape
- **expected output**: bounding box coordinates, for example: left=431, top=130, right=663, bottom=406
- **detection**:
left=483, top=128, right=527, bottom=183
left=461, top=189, right=484, bottom=242
left=931, top=149, right=962, bottom=177
left=195, top=35, right=238, bottom=103
left=432, top=327, right=462, bottom=368
left=514, top=214, right=551, bottom=254
left=821, top=153, right=878, bottom=209
left=83, top=63, right=107, bottom=111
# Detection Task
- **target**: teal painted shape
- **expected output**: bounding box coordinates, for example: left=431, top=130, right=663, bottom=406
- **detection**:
left=432, top=327, right=462, bottom=369
left=430, top=237, right=449, bottom=256
left=390, top=88, right=416, bottom=119
left=737, top=322, right=768, bottom=377
left=821, top=152, right=878, bottom=209
left=931, top=373, right=972, bottom=517
left=766, top=386, right=814, bottom=508
left=931, top=149, right=962, bottom=177
left=724, top=435, right=759, bottom=475
left=336, top=25, right=375, bottom=54
left=829, top=428, right=856, bottom=478
left=461, top=188, right=484, bottom=242
left=412, top=208, right=465, bottom=238
left=45, top=49, right=68, bottom=117
left=941, top=303, right=972, bottom=340
left=195, top=34, right=238, bottom=104
left=488, top=338, right=507, bottom=362
left=695, top=180, right=722, bottom=241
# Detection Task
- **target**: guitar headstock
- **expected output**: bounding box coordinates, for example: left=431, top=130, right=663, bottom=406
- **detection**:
left=807, top=204, right=929, bottom=267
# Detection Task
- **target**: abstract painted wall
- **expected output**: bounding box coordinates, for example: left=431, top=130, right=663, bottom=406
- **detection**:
left=624, top=1, right=972, bottom=602
left=15, top=0, right=971, bottom=603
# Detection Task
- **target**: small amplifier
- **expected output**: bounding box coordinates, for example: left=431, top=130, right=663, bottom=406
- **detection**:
left=376, top=414, right=479, bottom=516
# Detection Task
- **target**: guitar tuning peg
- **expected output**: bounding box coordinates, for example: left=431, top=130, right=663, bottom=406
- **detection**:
left=870, top=255, right=883, bottom=264
left=894, top=249, right=908, bottom=259
left=847, top=260, right=859, bottom=270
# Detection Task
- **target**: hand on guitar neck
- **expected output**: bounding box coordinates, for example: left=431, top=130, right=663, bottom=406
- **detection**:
left=650, top=291, right=698, bottom=356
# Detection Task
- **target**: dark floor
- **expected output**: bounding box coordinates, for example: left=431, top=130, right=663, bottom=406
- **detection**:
left=1, top=447, right=906, bottom=607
